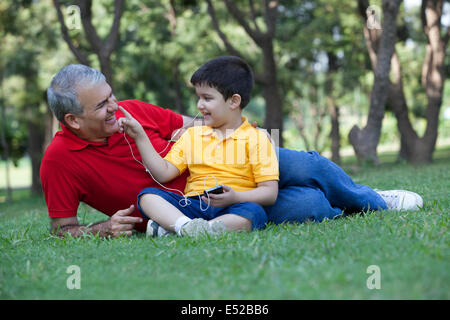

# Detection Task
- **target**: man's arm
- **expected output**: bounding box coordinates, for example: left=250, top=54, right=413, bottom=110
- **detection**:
left=50, top=205, right=142, bottom=238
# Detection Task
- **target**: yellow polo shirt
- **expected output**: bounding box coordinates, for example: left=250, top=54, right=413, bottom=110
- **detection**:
left=164, top=117, right=279, bottom=196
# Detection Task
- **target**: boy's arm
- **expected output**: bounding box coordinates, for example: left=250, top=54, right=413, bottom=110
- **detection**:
left=235, top=180, right=278, bottom=206
left=202, top=180, right=278, bottom=207
left=118, top=106, right=179, bottom=183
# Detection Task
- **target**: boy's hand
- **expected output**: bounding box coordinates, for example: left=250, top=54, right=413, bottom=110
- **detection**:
left=118, top=106, right=145, bottom=139
left=201, top=185, right=238, bottom=207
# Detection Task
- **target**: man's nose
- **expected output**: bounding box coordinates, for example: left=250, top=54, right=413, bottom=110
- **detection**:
left=108, top=96, right=118, bottom=111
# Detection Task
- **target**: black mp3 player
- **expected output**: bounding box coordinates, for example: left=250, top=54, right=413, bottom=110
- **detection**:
left=203, top=185, right=224, bottom=196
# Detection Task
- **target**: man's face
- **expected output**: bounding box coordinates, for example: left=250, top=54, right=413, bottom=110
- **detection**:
left=75, top=81, right=119, bottom=142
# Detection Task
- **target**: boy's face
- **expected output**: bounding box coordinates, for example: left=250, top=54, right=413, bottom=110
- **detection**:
left=195, top=84, right=234, bottom=128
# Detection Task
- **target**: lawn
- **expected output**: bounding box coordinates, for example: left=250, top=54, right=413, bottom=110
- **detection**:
left=0, top=150, right=449, bottom=300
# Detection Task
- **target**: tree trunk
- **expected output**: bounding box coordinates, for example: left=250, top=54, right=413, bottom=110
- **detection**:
left=326, top=51, right=340, bottom=164
left=27, top=117, right=45, bottom=195
left=172, top=61, right=185, bottom=114
left=390, top=0, right=446, bottom=164
left=53, top=0, right=124, bottom=86
left=0, top=103, right=12, bottom=202
left=293, top=109, right=311, bottom=151
left=359, top=0, right=416, bottom=163
left=98, top=52, right=113, bottom=85
left=414, top=0, right=446, bottom=163
left=43, top=90, right=59, bottom=151
left=388, top=53, right=420, bottom=160
left=358, top=0, right=447, bottom=164
left=167, top=0, right=185, bottom=114
left=349, top=0, right=402, bottom=164
left=262, top=41, right=283, bottom=138
left=329, top=103, right=340, bottom=164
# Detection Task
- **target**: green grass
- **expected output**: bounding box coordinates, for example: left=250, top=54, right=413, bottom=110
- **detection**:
left=0, top=151, right=449, bottom=299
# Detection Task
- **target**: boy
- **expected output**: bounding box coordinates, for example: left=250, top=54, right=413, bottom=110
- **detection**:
left=118, top=56, right=279, bottom=237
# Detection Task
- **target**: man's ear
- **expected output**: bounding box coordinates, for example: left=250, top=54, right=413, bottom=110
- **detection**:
left=64, top=113, right=81, bottom=130
left=229, top=94, right=242, bottom=110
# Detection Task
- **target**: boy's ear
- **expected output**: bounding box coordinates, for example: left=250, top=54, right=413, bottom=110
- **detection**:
left=64, top=113, right=81, bottom=130
left=229, top=94, right=242, bottom=110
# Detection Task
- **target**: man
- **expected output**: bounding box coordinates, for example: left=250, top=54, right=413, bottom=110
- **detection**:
left=41, top=64, right=423, bottom=238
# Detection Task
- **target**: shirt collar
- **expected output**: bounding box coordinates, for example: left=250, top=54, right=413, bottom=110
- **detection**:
left=200, top=116, right=252, bottom=140
left=60, top=123, right=109, bottom=151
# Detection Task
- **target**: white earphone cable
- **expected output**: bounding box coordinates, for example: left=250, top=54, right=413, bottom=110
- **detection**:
left=122, top=111, right=218, bottom=211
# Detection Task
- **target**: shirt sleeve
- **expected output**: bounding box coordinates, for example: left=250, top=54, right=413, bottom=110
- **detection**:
left=40, top=158, right=80, bottom=218
left=162, top=128, right=192, bottom=175
left=249, top=130, right=279, bottom=183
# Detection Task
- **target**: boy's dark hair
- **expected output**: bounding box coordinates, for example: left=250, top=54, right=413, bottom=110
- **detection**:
left=190, top=56, right=254, bottom=109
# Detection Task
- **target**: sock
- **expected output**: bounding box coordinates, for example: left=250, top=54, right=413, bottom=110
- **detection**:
left=174, top=216, right=192, bottom=235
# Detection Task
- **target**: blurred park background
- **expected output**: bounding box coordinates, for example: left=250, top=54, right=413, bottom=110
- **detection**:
left=0, top=0, right=449, bottom=202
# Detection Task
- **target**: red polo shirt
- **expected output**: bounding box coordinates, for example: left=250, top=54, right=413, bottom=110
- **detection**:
left=40, top=100, right=188, bottom=232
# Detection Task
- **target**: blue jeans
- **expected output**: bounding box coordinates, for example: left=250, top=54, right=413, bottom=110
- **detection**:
left=264, top=148, right=387, bottom=224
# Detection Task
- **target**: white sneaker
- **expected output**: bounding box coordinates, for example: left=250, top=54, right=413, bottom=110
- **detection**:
left=375, top=190, right=423, bottom=211
left=146, top=219, right=169, bottom=237
left=180, top=218, right=226, bottom=237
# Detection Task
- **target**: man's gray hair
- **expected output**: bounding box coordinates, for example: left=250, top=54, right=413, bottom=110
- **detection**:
left=47, top=64, right=106, bottom=125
